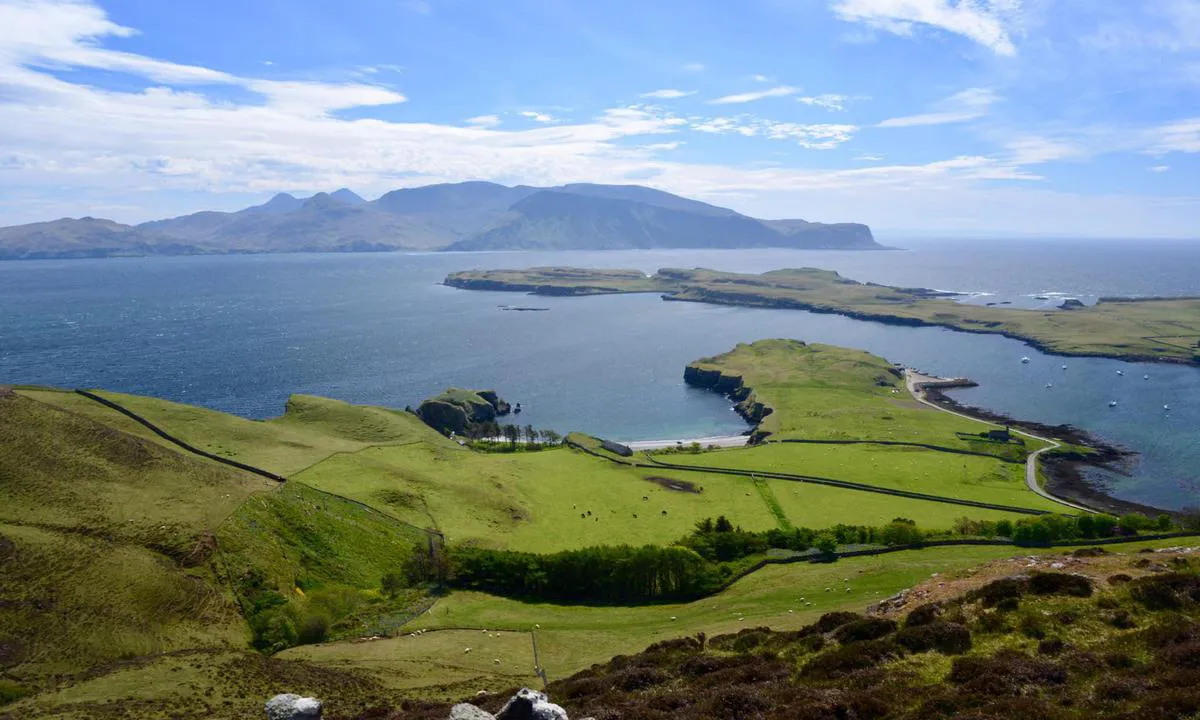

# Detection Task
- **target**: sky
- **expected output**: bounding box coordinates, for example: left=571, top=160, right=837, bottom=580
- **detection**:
left=1, top=0, right=1199, bottom=237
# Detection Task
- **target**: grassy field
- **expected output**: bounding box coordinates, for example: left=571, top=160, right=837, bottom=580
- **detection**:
left=660, top=443, right=1059, bottom=512
left=683, top=339, right=1036, bottom=456
left=294, top=441, right=1041, bottom=553
left=281, top=538, right=1195, bottom=699
left=446, top=267, right=1200, bottom=363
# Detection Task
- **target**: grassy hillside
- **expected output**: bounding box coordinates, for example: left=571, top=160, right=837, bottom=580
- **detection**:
left=23, top=389, right=448, bottom=477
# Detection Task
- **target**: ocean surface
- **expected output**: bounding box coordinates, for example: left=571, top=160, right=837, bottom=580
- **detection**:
left=2, top=238, right=1198, bottom=511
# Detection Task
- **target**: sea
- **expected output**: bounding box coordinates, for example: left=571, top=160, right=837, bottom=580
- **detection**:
left=2, top=238, right=1198, bottom=511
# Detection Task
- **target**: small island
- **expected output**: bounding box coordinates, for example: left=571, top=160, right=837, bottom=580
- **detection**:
left=445, top=266, right=1200, bottom=364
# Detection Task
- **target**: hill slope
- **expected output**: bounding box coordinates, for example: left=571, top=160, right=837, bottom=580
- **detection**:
left=0, top=182, right=879, bottom=259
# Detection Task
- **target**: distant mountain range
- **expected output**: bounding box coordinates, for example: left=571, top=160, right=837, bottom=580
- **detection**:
left=0, top=182, right=880, bottom=260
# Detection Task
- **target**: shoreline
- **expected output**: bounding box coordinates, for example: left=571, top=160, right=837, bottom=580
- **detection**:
left=918, top=384, right=1175, bottom=518
left=624, top=435, right=751, bottom=451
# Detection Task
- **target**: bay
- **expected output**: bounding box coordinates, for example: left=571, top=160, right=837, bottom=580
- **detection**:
left=1, top=238, right=1197, bottom=510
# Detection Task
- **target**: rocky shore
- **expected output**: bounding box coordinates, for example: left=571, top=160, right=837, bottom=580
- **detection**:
left=919, top=386, right=1176, bottom=518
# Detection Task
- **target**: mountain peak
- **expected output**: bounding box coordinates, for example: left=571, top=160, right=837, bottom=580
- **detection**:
left=331, top=188, right=365, bottom=205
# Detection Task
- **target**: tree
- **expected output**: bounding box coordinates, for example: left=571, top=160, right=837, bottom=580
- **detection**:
left=381, top=572, right=403, bottom=599
left=502, top=424, right=519, bottom=449
left=524, top=424, right=537, bottom=446
left=714, top=516, right=734, bottom=533
left=814, top=533, right=838, bottom=557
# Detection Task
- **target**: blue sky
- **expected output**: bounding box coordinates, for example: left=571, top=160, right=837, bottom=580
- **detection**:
left=1, top=0, right=1199, bottom=236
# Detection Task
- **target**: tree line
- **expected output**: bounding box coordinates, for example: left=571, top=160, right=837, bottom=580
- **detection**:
left=460, top=420, right=562, bottom=450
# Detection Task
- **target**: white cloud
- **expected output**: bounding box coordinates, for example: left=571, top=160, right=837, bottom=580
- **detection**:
left=681, top=62, right=705, bottom=72
left=1147, top=118, right=1200, bottom=153
left=465, top=115, right=501, bottom=128
left=640, top=88, right=696, bottom=99
left=751, top=74, right=770, bottom=82
left=831, top=0, right=1021, bottom=56
left=520, top=110, right=557, bottom=123
left=709, top=85, right=798, bottom=104
left=763, top=122, right=858, bottom=149
left=1150, top=165, right=1171, bottom=172
left=878, top=87, right=999, bottom=127
left=798, top=94, right=848, bottom=111
left=1005, top=136, right=1082, bottom=164
left=402, top=0, right=432, bottom=14
left=856, top=153, right=885, bottom=161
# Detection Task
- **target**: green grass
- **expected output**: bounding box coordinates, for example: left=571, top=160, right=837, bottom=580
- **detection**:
left=0, top=391, right=275, bottom=553
left=686, top=339, right=1030, bottom=455
left=297, top=539, right=1191, bottom=696
left=83, top=391, right=446, bottom=476
left=660, top=443, right=1060, bottom=512
left=294, top=442, right=1040, bottom=552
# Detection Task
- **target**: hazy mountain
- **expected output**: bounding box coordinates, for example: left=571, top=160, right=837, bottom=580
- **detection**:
left=0, top=182, right=879, bottom=260
left=0, top=217, right=201, bottom=260
left=448, top=189, right=878, bottom=251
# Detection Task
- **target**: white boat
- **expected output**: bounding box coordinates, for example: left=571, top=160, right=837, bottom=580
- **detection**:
left=1109, top=401, right=1118, bottom=407
left=1045, top=383, right=1053, bottom=389
left=1144, top=375, right=1150, bottom=380
left=1164, top=405, right=1171, bottom=411
left=1061, top=365, right=1067, bottom=370
left=1020, top=357, right=1031, bottom=364
left=1116, top=370, right=1124, bottom=376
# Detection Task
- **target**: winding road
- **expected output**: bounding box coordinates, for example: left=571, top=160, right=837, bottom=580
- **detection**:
left=904, top=370, right=1096, bottom=514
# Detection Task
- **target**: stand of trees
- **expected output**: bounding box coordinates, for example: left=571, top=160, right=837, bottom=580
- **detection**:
left=448, top=544, right=722, bottom=603
left=464, top=421, right=562, bottom=450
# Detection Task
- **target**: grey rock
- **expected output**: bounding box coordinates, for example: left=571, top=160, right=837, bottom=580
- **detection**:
left=496, top=687, right=568, bottom=720
left=265, top=693, right=322, bottom=720
left=450, top=703, right=496, bottom=719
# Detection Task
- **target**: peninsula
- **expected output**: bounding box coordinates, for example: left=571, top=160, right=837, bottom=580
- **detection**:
left=444, top=267, right=1200, bottom=364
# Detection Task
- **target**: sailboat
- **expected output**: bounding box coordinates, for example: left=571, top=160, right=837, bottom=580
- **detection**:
left=1108, top=401, right=1118, bottom=407
left=1116, top=370, right=1124, bottom=376
left=1020, top=357, right=1031, bottom=364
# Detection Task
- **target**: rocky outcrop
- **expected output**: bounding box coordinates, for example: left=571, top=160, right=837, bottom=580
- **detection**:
left=416, top=388, right=511, bottom=435
left=683, top=364, right=771, bottom=442
left=265, top=693, right=321, bottom=719
left=448, top=688, right=571, bottom=720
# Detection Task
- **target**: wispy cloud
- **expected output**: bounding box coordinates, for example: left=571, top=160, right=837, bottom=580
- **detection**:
left=709, top=85, right=798, bottom=104
left=640, top=88, right=696, bottom=99
left=689, top=115, right=858, bottom=149
left=831, top=0, right=1021, bottom=56
left=682, top=62, right=705, bottom=72
left=856, top=153, right=885, bottom=161
left=751, top=74, right=770, bottom=82
left=878, top=88, right=999, bottom=127
left=520, top=111, right=557, bottom=123
left=402, top=0, right=432, bottom=14
left=1150, top=165, right=1171, bottom=172
left=465, top=115, right=501, bottom=128
left=798, top=94, right=848, bottom=111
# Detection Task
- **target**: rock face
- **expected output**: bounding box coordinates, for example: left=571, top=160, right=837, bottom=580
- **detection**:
left=416, top=388, right=511, bottom=435
left=265, top=693, right=322, bottom=720
left=683, top=363, right=771, bottom=442
left=446, top=688, right=569, bottom=720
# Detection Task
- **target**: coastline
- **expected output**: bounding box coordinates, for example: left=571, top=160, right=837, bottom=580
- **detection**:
left=917, top=384, right=1173, bottom=518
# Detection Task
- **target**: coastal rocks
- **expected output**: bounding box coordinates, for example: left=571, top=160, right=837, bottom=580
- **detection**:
left=264, top=693, right=322, bottom=720
left=417, top=388, right=512, bottom=435
left=1059, top=298, right=1086, bottom=310
left=683, top=363, right=770, bottom=441
left=448, top=688, right=569, bottom=720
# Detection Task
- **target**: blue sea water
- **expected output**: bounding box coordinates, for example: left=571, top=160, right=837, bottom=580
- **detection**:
left=1, top=238, right=1198, bottom=510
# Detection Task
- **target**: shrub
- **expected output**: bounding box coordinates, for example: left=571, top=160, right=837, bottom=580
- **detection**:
left=895, top=621, right=973, bottom=655
left=613, top=666, right=670, bottom=691
left=1107, top=573, right=1133, bottom=585
left=1129, top=572, right=1200, bottom=610
left=905, top=602, right=943, bottom=627
left=1037, top=638, right=1066, bottom=655
left=811, top=611, right=863, bottom=634
left=1028, top=572, right=1093, bottom=598
left=1107, top=610, right=1137, bottom=629
left=801, top=639, right=906, bottom=679
left=833, top=617, right=897, bottom=644
left=967, top=576, right=1029, bottom=607
left=296, top=612, right=329, bottom=645
left=0, top=679, right=31, bottom=706
left=948, top=650, right=1067, bottom=692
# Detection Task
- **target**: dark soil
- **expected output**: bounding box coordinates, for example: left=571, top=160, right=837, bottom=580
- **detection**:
left=644, top=476, right=701, bottom=494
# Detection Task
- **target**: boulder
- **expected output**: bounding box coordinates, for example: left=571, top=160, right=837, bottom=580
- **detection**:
left=450, top=703, right=496, bottom=719
left=495, top=687, right=569, bottom=720
left=265, top=693, right=322, bottom=720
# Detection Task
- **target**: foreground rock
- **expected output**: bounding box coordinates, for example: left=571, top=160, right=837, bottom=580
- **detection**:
left=449, top=688, right=569, bottom=720
left=265, top=693, right=322, bottom=719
